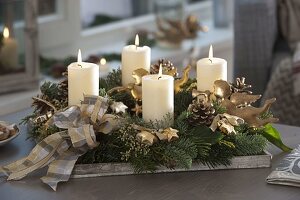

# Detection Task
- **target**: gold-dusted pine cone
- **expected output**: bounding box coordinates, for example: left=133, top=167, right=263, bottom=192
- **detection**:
left=150, top=59, right=178, bottom=77
left=230, top=77, right=252, bottom=94
left=188, top=99, right=215, bottom=126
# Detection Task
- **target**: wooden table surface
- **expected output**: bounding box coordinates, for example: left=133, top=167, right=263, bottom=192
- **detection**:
left=0, top=109, right=300, bottom=200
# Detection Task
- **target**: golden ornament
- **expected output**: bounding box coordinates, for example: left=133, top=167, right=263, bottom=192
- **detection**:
left=213, top=79, right=279, bottom=128
left=127, top=83, right=142, bottom=101
left=210, top=113, right=244, bottom=135
left=155, top=15, right=208, bottom=45
left=132, top=68, right=149, bottom=86
left=131, top=102, right=143, bottom=116
left=213, top=80, right=232, bottom=99
left=230, top=93, right=261, bottom=108
left=108, top=84, right=142, bottom=102
left=156, top=127, right=179, bottom=142
left=174, top=65, right=191, bottom=94
left=133, top=124, right=179, bottom=145
left=221, top=98, right=278, bottom=128
left=136, top=131, right=158, bottom=146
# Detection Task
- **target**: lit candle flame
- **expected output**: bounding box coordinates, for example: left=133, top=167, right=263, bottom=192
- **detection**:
left=158, top=64, right=162, bottom=80
left=77, top=49, right=82, bottom=68
left=209, top=45, right=213, bottom=59
left=135, top=34, right=139, bottom=47
left=77, top=49, right=82, bottom=63
left=3, top=27, right=9, bottom=39
left=100, top=58, right=106, bottom=65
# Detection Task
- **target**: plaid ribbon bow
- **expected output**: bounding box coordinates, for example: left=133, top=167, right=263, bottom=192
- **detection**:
left=0, top=95, right=118, bottom=191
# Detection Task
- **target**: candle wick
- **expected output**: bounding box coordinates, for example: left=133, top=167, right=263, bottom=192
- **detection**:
left=209, top=59, right=212, bottom=64
left=158, top=76, right=162, bottom=80
left=78, top=64, right=82, bottom=68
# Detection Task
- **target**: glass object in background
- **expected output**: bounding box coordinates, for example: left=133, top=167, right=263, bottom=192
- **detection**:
left=0, top=0, right=25, bottom=75
left=213, top=0, right=232, bottom=28
left=154, top=0, right=186, bottom=48
left=0, top=0, right=39, bottom=94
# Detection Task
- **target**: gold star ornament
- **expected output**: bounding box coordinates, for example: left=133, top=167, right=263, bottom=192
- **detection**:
left=156, top=128, right=179, bottom=142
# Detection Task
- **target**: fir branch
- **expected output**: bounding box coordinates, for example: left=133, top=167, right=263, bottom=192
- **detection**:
left=212, top=100, right=227, bottom=114
left=174, top=138, right=198, bottom=159
left=99, top=69, right=122, bottom=90
left=163, top=145, right=193, bottom=169
left=201, top=141, right=235, bottom=167
left=174, top=90, right=193, bottom=117
left=99, top=88, right=107, bottom=97
left=234, top=133, right=267, bottom=156
left=110, top=91, right=136, bottom=111
left=174, top=111, right=190, bottom=135
left=130, top=153, right=158, bottom=173
left=235, top=124, right=265, bottom=135
left=40, top=81, right=61, bottom=100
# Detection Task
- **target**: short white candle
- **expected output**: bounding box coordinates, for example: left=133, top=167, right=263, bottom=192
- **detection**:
left=0, top=27, right=19, bottom=70
left=121, top=34, right=151, bottom=86
left=197, top=45, right=227, bottom=91
left=68, top=49, right=99, bottom=106
left=142, top=65, right=174, bottom=123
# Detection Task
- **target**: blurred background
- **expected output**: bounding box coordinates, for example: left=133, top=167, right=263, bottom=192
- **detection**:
left=0, top=0, right=300, bottom=127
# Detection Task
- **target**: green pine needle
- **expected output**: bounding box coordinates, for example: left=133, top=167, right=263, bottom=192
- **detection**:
left=234, top=134, right=267, bottom=156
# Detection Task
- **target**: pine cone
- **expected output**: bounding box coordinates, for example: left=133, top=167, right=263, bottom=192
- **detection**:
left=188, top=99, right=215, bottom=126
left=151, top=59, right=178, bottom=77
left=230, top=77, right=252, bottom=94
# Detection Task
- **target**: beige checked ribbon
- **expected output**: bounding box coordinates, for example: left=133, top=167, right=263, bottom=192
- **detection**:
left=0, top=95, right=121, bottom=191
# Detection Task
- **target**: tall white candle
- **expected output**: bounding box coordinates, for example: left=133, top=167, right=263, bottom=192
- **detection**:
left=142, top=65, right=174, bottom=123
left=197, top=45, right=227, bottom=91
left=121, top=34, right=151, bottom=86
left=68, top=49, right=99, bottom=106
left=0, top=27, right=19, bottom=70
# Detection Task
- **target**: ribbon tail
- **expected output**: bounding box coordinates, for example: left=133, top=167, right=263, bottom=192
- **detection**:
left=41, top=148, right=87, bottom=191
left=0, top=131, right=68, bottom=181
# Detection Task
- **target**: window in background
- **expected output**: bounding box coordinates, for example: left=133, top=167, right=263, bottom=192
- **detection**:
left=81, top=0, right=210, bottom=29
left=0, top=0, right=57, bottom=26
left=38, top=0, right=57, bottom=16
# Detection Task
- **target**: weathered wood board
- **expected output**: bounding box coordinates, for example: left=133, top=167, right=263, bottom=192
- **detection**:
left=71, top=154, right=272, bottom=179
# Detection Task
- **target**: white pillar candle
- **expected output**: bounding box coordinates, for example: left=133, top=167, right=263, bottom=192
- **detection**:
left=121, top=34, right=151, bottom=86
left=0, top=27, right=19, bottom=70
left=142, top=66, right=174, bottom=123
left=197, top=45, right=227, bottom=91
left=68, top=49, right=99, bottom=106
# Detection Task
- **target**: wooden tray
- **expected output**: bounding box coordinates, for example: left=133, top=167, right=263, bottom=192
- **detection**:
left=71, top=154, right=272, bottom=178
